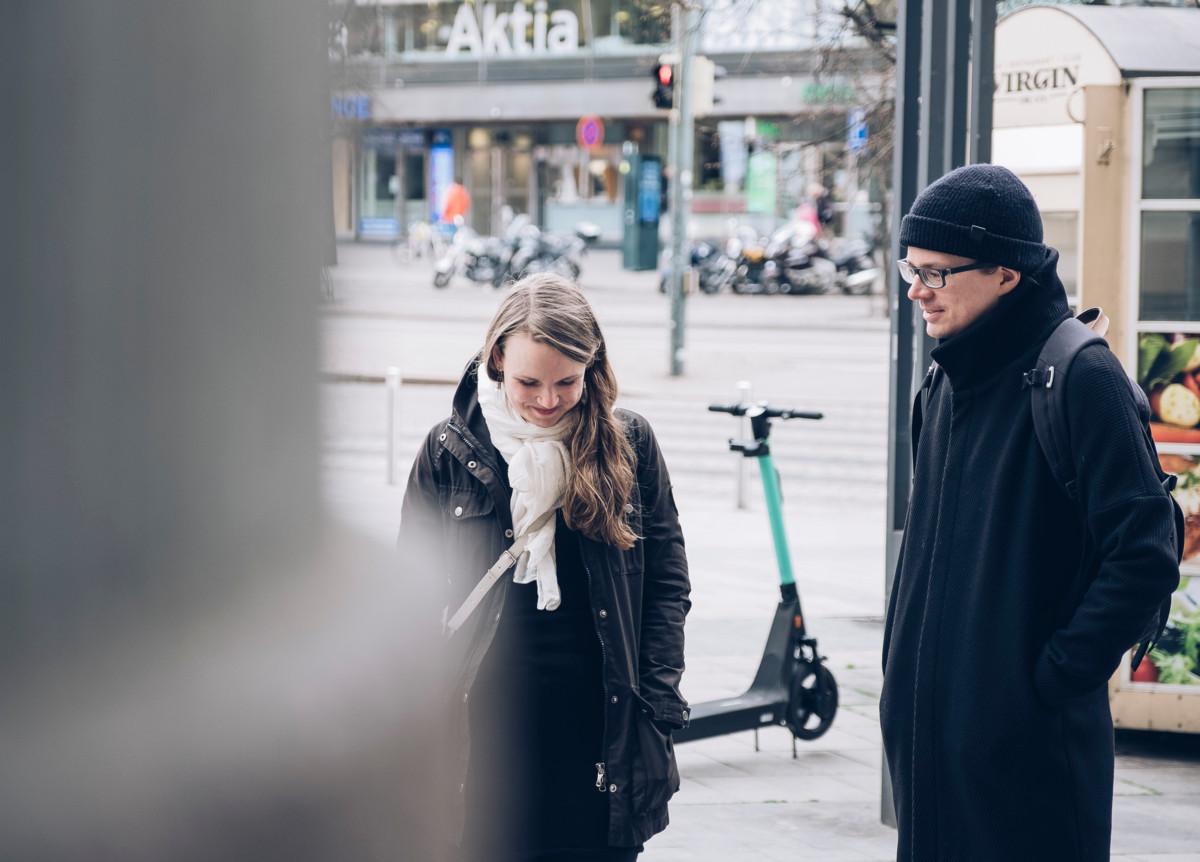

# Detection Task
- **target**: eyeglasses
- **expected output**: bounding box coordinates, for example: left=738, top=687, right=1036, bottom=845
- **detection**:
left=896, top=259, right=995, bottom=289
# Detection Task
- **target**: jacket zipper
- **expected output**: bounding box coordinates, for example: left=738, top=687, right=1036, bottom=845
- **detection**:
left=580, top=537, right=610, bottom=794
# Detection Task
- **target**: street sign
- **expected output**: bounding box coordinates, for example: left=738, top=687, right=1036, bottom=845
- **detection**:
left=576, top=115, right=605, bottom=150
left=848, top=107, right=868, bottom=153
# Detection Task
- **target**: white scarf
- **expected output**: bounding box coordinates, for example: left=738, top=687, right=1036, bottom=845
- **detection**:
left=476, top=366, right=570, bottom=611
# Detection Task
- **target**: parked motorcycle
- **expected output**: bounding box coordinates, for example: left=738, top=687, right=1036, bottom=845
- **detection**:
left=503, top=222, right=600, bottom=285
left=433, top=226, right=507, bottom=289
left=657, top=240, right=738, bottom=295
left=813, top=235, right=880, bottom=296
left=762, top=223, right=838, bottom=295
left=729, top=224, right=836, bottom=295
left=727, top=227, right=774, bottom=294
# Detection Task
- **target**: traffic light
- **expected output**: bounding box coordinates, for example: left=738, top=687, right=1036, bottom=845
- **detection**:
left=652, top=63, right=674, bottom=109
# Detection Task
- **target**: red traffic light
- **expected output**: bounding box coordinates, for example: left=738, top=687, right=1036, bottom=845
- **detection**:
left=657, top=64, right=673, bottom=86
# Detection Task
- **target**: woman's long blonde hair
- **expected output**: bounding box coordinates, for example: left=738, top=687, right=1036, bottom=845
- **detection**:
left=481, top=274, right=637, bottom=550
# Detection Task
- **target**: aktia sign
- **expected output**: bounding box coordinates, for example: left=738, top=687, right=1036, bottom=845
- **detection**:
left=446, top=1, right=580, bottom=57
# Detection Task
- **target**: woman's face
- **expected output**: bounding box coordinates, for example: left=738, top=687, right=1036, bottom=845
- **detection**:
left=497, top=332, right=587, bottom=428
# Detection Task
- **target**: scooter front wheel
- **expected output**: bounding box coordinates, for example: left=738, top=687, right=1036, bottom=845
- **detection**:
left=786, top=660, right=838, bottom=740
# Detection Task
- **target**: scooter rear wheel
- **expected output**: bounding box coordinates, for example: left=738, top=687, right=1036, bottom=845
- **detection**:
left=786, top=660, right=838, bottom=740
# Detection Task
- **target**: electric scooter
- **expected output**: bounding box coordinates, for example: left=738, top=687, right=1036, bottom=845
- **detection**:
left=673, top=402, right=839, bottom=751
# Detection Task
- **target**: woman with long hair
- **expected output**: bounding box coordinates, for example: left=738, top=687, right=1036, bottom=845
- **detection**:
left=399, top=274, right=691, bottom=862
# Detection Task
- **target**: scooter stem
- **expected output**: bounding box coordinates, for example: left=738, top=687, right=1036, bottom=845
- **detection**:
left=756, top=453, right=795, bottom=588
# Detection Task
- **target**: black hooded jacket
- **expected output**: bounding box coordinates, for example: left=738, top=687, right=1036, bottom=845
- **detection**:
left=399, top=361, right=691, bottom=849
left=880, top=252, right=1180, bottom=861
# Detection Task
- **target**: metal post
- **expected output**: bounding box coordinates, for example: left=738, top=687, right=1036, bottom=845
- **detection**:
left=667, top=4, right=683, bottom=376
left=668, top=3, right=698, bottom=377
left=944, top=0, right=971, bottom=171
left=968, top=0, right=996, bottom=164
left=386, top=366, right=401, bottom=485
left=917, top=0, right=946, bottom=189
left=882, top=0, right=927, bottom=830
left=735, top=381, right=752, bottom=509
left=883, top=0, right=991, bottom=829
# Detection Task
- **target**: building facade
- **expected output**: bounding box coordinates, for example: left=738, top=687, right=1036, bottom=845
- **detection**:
left=330, top=0, right=887, bottom=241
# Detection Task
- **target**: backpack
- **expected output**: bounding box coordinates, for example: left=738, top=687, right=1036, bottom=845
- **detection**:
left=913, top=308, right=1183, bottom=672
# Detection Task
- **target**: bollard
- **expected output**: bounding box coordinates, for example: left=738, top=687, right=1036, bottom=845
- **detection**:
left=385, top=366, right=402, bottom=485
left=735, top=380, right=752, bottom=510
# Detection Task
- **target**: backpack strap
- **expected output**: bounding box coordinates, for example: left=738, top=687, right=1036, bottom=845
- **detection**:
left=1024, top=317, right=1106, bottom=502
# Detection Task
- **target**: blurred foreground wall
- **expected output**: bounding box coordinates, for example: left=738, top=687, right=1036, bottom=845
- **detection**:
left=0, top=3, right=445, bottom=859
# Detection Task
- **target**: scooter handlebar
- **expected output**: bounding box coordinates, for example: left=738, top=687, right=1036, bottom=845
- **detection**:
left=707, top=403, right=823, bottom=421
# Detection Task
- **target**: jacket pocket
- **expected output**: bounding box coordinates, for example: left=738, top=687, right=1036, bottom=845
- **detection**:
left=443, top=489, right=500, bottom=583
left=631, top=693, right=680, bottom=814
left=444, top=487, right=495, bottom=521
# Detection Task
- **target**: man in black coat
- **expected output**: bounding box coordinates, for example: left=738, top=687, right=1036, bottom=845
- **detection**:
left=881, top=165, right=1180, bottom=861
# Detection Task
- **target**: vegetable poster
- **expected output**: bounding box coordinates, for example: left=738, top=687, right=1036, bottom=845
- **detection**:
left=1135, top=331, right=1200, bottom=686
left=1139, top=332, right=1200, bottom=442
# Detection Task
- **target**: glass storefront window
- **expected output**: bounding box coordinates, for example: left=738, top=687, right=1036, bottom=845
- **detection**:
left=1140, top=211, right=1200, bottom=321
left=1143, top=88, right=1200, bottom=200
left=360, top=145, right=397, bottom=220
left=1041, top=212, right=1078, bottom=302
left=590, top=0, right=670, bottom=51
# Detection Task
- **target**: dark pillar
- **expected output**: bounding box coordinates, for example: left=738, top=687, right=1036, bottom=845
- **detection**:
left=882, top=0, right=995, bottom=830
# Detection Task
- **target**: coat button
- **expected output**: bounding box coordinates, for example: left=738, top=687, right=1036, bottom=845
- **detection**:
left=468, top=460, right=477, bottom=469
left=505, top=529, right=514, bottom=538
left=439, top=433, right=448, bottom=442
left=611, top=695, right=619, bottom=704
left=598, top=609, right=608, bottom=619
left=454, top=506, right=464, bottom=517
left=608, top=784, right=618, bottom=793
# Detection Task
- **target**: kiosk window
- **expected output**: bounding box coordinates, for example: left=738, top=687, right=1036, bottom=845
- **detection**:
left=1143, top=88, right=1200, bottom=200
left=1139, top=211, right=1200, bottom=321
left=1042, top=212, right=1077, bottom=302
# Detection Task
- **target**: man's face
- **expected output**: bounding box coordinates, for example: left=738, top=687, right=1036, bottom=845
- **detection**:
left=904, top=247, right=1020, bottom=339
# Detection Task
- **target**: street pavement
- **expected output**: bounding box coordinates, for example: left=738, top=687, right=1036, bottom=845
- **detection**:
left=321, top=243, right=1200, bottom=860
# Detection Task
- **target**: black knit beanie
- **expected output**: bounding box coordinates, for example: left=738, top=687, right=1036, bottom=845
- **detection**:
left=899, top=164, right=1047, bottom=273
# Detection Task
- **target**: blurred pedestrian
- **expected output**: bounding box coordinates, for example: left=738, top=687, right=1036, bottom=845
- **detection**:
left=399, top=274, right=692, bottom=862
left=442, top=177, right=471, bottom=228
left=881, top=164, right=1180, bottom=861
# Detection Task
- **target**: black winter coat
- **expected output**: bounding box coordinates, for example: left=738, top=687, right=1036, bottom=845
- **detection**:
left=881, top=253, right=1180, bottom=861
left=399, top=363, right=692, bottom=849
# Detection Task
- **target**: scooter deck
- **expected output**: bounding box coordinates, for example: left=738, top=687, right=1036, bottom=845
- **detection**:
left=673, top=599, right=800, bottom=743
left=672, top=687, right=790, bottom=742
